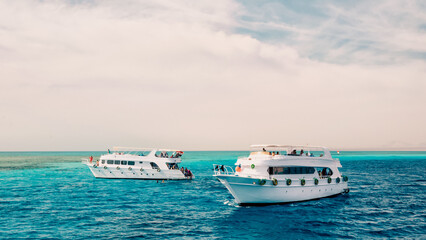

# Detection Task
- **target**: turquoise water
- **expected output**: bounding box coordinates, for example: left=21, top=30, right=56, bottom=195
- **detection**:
left=0, top=151, right=425, bottom=239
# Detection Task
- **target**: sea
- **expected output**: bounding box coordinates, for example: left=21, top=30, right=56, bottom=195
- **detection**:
left=0, top=151, right=425, bottom=239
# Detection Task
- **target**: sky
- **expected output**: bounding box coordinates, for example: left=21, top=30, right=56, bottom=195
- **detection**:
left=0, top=0, right=425, bottom=151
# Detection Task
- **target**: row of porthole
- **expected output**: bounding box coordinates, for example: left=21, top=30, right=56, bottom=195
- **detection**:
left=94, top=165, right=161, bottom=172
left=99, top=170, right=156, bottom=176
left=257, top=175, right=349, bottom=186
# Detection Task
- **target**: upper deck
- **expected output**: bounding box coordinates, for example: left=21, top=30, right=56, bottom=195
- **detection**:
left=235, top=144, right=340, bottom=168
left=249, top=144, right=332, bottom=158
left=100, top=147, right=184, bottom=162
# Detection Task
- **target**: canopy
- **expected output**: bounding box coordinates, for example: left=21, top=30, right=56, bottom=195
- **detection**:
left=250, top=144, right=327, bottom=150
left=112, top=147, right=182, bottom=152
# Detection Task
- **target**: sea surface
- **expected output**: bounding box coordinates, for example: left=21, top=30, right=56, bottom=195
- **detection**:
left=0, top=151, right=425, bottom=239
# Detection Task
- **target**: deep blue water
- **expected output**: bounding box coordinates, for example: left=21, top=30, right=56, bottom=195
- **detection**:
left=0, top=151, right=425, bottom=239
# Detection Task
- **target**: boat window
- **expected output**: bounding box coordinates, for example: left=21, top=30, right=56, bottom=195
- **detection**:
left=121, top=161, right=127, bottom=165
left=107, top=160, right=113, bottom=164
left=101, top=160, right=105, bottom=164
left=166, top=163, right=179, bottom=170
left=128, top=161, right=135, bottom=166
left=114, top=160, right=120, bottom=165
left=150, top=162, right=160, bottom=169
left=316, top=167, right=333, bottom=178
left=139, top=151, right=150, bottom=156
left=269, top=166, right=315, bottom=175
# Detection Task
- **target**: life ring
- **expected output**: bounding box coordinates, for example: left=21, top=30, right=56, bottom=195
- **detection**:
left=116, top=166, right=120, bottom=170
left=104, top=166, right=107, bottom=169
left=93, top=165, right=97, bottom=168
left=327, top=177, right=332, bottom=183
left=140, top=168, right=144, bottom=171
left=128, top=167, right=132, bottom=171
left=251, top=164, right=255, bottom=169
left=286, top=179, right=292, bottom=186
left=343, top=175, right=348, bottom=182
left=259, top=179, right=266, bottom=185
left=272, top=178, right=278, bottom=186
left=157, top=169, right=161, bottom=172
left=300, top=179, right=306, bottom=186
left=336, top=177, right=341, bottom=183
left=314, top=178, right=319, bottom=185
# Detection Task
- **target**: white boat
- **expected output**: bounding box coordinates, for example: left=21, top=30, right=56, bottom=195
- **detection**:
left=83, top=147, right=194, bottom=180
left=214, top=145, right=349, bottom=205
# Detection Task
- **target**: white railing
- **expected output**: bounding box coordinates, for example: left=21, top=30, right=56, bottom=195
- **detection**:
left=213, top=164, right=235, bottom=175
left=81, top=158, right=99, bottom=166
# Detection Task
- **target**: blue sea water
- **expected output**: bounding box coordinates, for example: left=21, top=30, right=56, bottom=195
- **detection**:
left=0, top=151, right=425, bottom=239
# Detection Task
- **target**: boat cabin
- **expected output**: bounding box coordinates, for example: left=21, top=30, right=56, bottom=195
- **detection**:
left=229, top=145, right=341, bottom=180
left=94, top=147, right=186, bottom=171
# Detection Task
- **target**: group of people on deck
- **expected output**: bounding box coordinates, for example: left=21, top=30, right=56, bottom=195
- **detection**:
left=159, top=152, right=169, bottom=158
left=262, top=148, right=315, bottom=157
left=289, top=149, right=316, bottom=156
left=180, top=167, right=193, bottom=178
left=158, top=151, right=183, bottom=158
left=262, top=148, right=281, bottom=156
left=289, top=149, right=304, bottom=156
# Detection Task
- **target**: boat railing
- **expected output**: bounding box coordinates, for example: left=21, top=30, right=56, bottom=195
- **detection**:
left=213, top=164, right=235, bottom=176
left=238, top=154, right=333, bottom=161
left=81, top=158, right=99, bottom=166
left=238, top=156, right=274, bottom=161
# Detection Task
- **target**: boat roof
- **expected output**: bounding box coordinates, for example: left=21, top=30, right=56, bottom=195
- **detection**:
left=250, top=144, right=328, bottom=150
left=112, top=147, right=182, bottom=152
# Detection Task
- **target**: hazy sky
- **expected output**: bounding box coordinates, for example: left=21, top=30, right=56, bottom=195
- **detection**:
left=1, top=0, right=425, bottom=151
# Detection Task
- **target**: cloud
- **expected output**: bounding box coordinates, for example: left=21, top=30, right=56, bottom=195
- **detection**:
left=0, top=0, right=425, bottom=150
left=236, top=0, right=426, bottom=64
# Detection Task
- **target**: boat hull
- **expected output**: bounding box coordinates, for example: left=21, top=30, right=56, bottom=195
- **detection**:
left=87, top=165, right=193, bottom=180
left=216, top=175, right=348, bottom=205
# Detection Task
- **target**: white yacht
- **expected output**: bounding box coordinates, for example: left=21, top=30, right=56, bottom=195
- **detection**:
left=214, top=145, right=349, bottom=205
left=83, top=147, right=194, bottom=180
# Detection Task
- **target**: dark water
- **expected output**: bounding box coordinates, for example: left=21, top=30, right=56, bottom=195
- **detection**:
left=0, top=151, right=425, bottom=239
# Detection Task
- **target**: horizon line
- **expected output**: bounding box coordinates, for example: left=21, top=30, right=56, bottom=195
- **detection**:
left=1, top=147, right=426, bottom=152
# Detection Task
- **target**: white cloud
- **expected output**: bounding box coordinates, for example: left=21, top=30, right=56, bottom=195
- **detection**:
left=0, top=0, right=425, bottom=150
left=237, top=0, right=426, bottom=64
